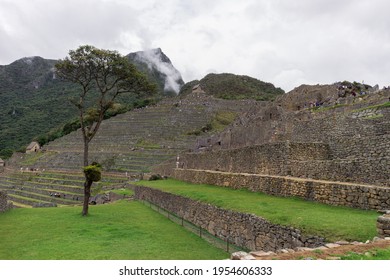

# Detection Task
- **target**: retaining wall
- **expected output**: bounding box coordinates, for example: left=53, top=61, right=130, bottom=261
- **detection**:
left=173, top=169, right=390, bottom=210
left=0, top=191, right=12, bottom=212
left=377, top=214, right=390, bottom=238
left=134, top=186, right=325, bottom=252
left=173, top=137, right=390, bottom=187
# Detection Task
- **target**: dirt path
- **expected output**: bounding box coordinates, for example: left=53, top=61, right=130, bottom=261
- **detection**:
left=254, top=239, right=390, bottom=260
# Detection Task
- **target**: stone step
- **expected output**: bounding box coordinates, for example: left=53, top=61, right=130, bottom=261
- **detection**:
left=7, top=189, right=80, bottom=205
left=7, top=193, right=67, bottom=207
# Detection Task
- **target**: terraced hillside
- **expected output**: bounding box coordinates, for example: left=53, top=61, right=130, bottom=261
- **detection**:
left=0, top=170, right=127, bottom=208
left=7, top=92, right=260, bottom=174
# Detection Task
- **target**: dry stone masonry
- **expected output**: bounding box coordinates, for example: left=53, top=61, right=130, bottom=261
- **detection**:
left=134, top=186, right=325, bottom=252
left=153, top=87, right=390, bottom=211
left=0, top=191, right=12, bottom=212
left=377, top=213, right=390, bottom=238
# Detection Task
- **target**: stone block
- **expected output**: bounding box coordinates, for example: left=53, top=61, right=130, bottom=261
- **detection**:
left=250, top=251, right=276, bottom=257
left=325, top=243, right=341, bottom=249
left=231, top=251, right=256, bottom=260
left=335, top=240, right=350, bottom=245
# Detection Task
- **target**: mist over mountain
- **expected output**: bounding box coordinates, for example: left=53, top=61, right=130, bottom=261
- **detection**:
left=127, top=48, right=185, bottom=96
left=0, top=49, right=184, bottom=158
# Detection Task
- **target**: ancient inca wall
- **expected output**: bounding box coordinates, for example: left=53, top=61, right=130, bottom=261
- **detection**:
left=0, top=191, right=12, bottom=212
left=180, top=142, right=330, bottom=175
left=377, top=214, right=390, bottom=238
left=134, top=186, right=325, bottom=251
left=173, top=169, right=390, bottom=210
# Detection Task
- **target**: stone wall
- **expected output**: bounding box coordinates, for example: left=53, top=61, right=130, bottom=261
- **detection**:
left=0, top=191, right=12, bottom=212
left=134, top=186, right=325, bottom=251
left=173, top=169, right=390, bottom=210
left=172, top=140, right=389, bottom=187
left=180, top=142, right=330, bottom=175
left=193, top=105, right=390, bottom=186
left=377, top=214, right=390, bottom=238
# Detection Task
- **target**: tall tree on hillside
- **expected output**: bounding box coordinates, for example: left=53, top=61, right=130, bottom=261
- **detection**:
left=55, top=45, right=156, bottom=216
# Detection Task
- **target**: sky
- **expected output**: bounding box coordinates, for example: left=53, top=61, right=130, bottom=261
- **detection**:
left=0, top=0, right=389, bottom=92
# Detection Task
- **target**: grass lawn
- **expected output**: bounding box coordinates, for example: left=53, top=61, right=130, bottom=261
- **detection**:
left=0, top=200, right=228, bottom=260
left=340, top=248, right=390, bottom=260
left=135, top=179, right=379, bottom=242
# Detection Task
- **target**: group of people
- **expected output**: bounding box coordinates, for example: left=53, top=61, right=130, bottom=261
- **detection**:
left=337, top=84, right=366, bottom=98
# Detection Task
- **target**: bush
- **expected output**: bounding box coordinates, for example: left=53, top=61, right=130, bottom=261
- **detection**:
left=83, top=163, right=102, bottom=182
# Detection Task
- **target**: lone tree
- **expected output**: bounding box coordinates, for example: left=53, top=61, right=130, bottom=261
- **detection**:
left=56, top=45, right=155, bottom=216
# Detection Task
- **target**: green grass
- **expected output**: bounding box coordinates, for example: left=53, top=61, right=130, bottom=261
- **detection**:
left=363, top=114, right=384, bottom=120
left=110, top=188, right=134, bottom=196
left=340, top=248, right=390, bottom=260
left=0, top=200, right=228, bottom=260
left=351, top=101, right=390, bottom=113
left=135, top=179, right=378, bottom=242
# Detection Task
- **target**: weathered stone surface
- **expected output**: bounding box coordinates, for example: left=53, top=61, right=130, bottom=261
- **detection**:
left=325, top=243, right=341, bottom=249
left=377, top=214, right=390, bottom=237
left=231, top=251, right=256, bottom=260
left=250, top=251, right=277, bottom=257
left=372, top=237, right=384, bottom=242
left=0, top=191, right=13, bottom=212
left=335, top=240, right=350, bottom=245
left=296, top=247, right=315, bottom=252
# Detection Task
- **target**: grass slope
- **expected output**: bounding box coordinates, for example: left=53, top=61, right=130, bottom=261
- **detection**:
left=136, top=179, right=378, bottom=242
left=0, top=200, right=228, bottom=260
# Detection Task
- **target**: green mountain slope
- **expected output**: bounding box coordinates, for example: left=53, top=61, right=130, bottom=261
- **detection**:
left=180, top=73, right=284, bottom=101
left=0, top=49, right=184, bottom=158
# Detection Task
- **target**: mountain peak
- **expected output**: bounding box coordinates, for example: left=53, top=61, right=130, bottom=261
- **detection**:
left=127, top=48, right=184, bottom=95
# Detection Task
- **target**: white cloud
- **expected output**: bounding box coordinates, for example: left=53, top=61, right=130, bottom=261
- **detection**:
left=1, top=0, right=389, bottom=92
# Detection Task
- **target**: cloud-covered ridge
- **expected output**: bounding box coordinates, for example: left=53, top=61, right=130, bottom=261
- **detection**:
left=134, top=48, right=184, bottom=94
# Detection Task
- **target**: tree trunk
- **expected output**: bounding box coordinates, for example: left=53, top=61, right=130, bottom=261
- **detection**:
left=82, top=179, right=93, bottom=216
left=82, top=139, right=90, bottom=216
left=83, top=140, right=89, bottom=167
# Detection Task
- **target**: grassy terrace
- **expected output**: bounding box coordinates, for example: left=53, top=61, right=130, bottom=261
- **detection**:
left=0, top=200, right=228, bottom=260
left=135, top=179, right=379, bottom=242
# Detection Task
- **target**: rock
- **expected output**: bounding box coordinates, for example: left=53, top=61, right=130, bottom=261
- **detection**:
left=278, top=249, right=290, bottom=254
left=377, top=209, right=390, bottom=214
left=335, top=240, right=350, bottom=245
left=351, top=241, right=364, bottom=245
left=231, top=251, right=256, bottom=260
left=250, top=251, right=277, bottom=257
left=326, top=257, right=341, bottom=260
left=296, top=247, right=314, bottom=252
left=372, top=237, right=383, bottom=242
left=313, top=246, right=328, bottom=250
left=377, top=215, right=390, bottom=224
left=325, top=243, right=341, bottom=249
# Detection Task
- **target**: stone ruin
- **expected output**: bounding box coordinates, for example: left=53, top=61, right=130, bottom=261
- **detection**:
left=0, top=191, right=13, bottom=212
left=154, top=83, right=390, bottom=210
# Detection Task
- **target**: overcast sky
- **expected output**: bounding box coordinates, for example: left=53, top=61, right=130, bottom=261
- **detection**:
left=1, top=0, right=389, bottom=92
